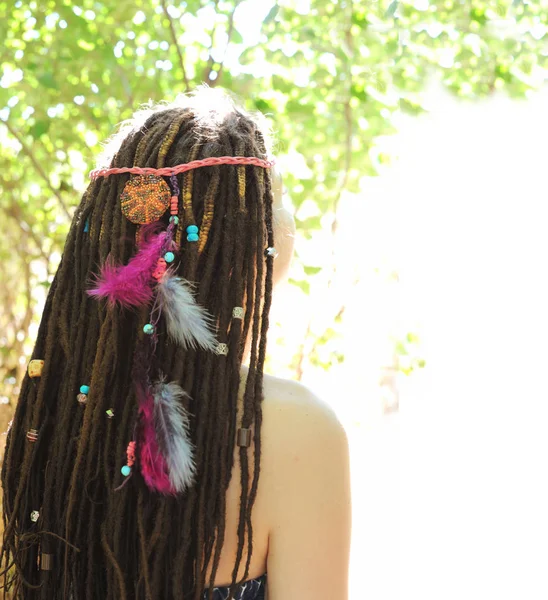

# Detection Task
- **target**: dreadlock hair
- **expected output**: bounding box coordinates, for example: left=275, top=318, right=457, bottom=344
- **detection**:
left=1, top=85, right=276, bottom=600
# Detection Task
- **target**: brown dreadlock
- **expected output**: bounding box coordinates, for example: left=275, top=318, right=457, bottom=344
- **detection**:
left=0, top=86, right=275, bottom=600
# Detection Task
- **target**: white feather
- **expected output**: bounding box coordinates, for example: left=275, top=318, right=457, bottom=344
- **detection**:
left=152, top=378, right=197, bottom=493
left=157, top=274, right=218, bottom=352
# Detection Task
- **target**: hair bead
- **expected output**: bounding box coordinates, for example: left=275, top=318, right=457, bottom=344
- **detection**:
left=80, top=384, right=90, bottom=394
left=232, top=307, right=244, bottom=319
left=121, top=465, right=132, bottom=477
left=265, top=246, right=279, bottom=258
left=106, top=409, right=115, bottom=419
left=164, top=252, right=175, bottom=263
left=28, top=359, right=44, bottom=378
left=143, top=323, right=155, bottom=335
left=77, top=393, right=87, bottom=405
left=215, top=343, right=229, bottom=356
left=40, top=553, right=53, bottom=571
left=186, top=225, right=198, bottom=235
left=187, top=233, right=199, bottom=242
left=237, top=428, right=252, bottom=447
left=30, top=510, right=40, bottom=522
left=26, top=429, right=39, bottom=443
left=169, top=215, right=179, bottom=225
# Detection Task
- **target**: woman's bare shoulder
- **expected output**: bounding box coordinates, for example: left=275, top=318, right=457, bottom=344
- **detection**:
left=261, top=371, right=344, bottom=431
left=259, top=372, right=352, bottom=600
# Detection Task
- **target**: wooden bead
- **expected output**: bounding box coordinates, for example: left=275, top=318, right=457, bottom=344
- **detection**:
left=28, top=359, right=44, bottom=378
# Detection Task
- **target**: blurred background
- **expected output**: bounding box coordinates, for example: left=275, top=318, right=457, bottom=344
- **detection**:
left=2, top=1, right=548, bottom=598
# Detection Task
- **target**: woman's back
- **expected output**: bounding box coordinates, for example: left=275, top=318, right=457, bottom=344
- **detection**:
left=204, top=366, right=352, bottom=600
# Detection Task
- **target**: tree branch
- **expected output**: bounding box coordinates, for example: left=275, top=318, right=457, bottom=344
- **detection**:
left=3, top=120, right=72, bottom=221
left=213, top=0, right=242, bottom=86
left=160, top=0, right=190, bottom=91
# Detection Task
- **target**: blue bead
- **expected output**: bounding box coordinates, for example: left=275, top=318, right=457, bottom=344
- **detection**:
left=169, top=216, right=179, bottom=225
left=143, top=323, right=154, bottom=335
left=186, top=225, right=199, bottom=234
left=164, top=251, right=175, bottom=263
left=187, top=233, right=199, bottom=242
left=84, top=218, right=90, bottom=233
left=121, top=465, right=132, bottom=477
left=80, top=385, right=90, bottom=395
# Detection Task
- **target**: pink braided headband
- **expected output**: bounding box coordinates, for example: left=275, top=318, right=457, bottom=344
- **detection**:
left=90, top=155, right=276, bottom=180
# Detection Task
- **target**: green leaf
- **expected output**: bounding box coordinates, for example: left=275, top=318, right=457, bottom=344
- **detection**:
left=37, top=73, right=57, bottom=90
left=385, top=1, right=398, bottom=18
left=288, top=278, right=310, bottom=295
left=29, top=120, right=50, bottom=139
left=264, top=5, right=279, bottom=24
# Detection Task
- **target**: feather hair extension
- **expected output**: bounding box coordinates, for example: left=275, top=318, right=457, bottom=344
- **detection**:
left=156, top=272, right=218, bottom=351
left=88, top=222, right=173, bottom=308
left=137, top=378, right=197, bottom=495
left=137, top=382, right=174, bottom=495
left=151, top=377, right=197, bottom=493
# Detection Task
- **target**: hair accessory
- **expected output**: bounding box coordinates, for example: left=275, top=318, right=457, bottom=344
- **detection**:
left=186, top=225, right=199, bottom=243
left=137, top=376, right=197, bottom=494
left=237, top=428, right=252, bottom=447
left=80, top=385, right=90, bottom=394
left=84, top=217, right=90, bottom=233
left=28, top=359, right=44, bottom=378
left=155, top=274, right=217, bottom=351
left=88, top=222, right=175, bottom=309
left=121, top=441, right=136, bottom=477
left=265, top=247, right=279, bottom=258
left=120, top=174, right=171, bottom=224
left=90, top=156, right=276, bottom=180
left=30, top=510, right=40, bottom=522
left=232, top=307, right=244, bottom=319
left=26, top=429, right=39, bottom=443
left=40, top=553, right=53, bottom=571
left=215, top=343, right=229, bottom=356
left=169, top=174, right=180, bottom=217
left=198, top=168, right=220, bottom=254
left=236, top=142, right=247, bottom=213
left=106, top=409, right=115, bottom=419
left=76, top=393, right=87, bottom=405
left=152, top=257, right=167, bottom=281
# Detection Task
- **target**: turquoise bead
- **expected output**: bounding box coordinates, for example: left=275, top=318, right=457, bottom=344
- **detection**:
left=143, top=323, right=154, bottom=335
left=186, top=225, right=199, bottom=234
left=80, top=385, right=90, bottom=395
left=121, top=465, right=131, bottom=477
left=164, top=251, right=175, bottom=263
left=187, top=233, right=199, bottom=242
left=169, top=216, right=179, bottom=225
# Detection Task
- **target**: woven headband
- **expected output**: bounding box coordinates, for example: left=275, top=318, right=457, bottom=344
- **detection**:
left=90, top=155, right=276, bottom=180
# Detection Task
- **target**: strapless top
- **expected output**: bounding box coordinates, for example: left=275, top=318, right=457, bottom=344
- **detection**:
left=202, top=572, right=267, bottom=600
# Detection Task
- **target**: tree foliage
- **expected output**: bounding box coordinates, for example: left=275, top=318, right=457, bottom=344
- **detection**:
left=1, top=0, right=547, bottom=414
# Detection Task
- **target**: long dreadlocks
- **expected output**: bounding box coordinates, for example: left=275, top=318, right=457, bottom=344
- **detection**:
left=1, top=86, right=275, bottom=600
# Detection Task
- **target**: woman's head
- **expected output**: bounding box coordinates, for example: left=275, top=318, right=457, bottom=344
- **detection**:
left=1, top=86, right=293, bottom=599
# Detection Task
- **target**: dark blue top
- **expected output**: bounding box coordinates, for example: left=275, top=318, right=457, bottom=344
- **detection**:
left=202, top=572, right=267, bottom=599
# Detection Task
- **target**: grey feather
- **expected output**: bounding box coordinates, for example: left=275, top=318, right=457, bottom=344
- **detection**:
left=152, top=377, right=197, bottom=493
left=157, top=275, right=218, bottom=352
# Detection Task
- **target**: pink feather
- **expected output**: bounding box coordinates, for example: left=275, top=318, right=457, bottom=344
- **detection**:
left=136, top=383, right=175, bottom=495
left=87, top=223, right=173, bottom=308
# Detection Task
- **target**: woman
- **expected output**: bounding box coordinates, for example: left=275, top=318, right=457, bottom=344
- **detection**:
left=1, top=86, right=352, bottom=600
